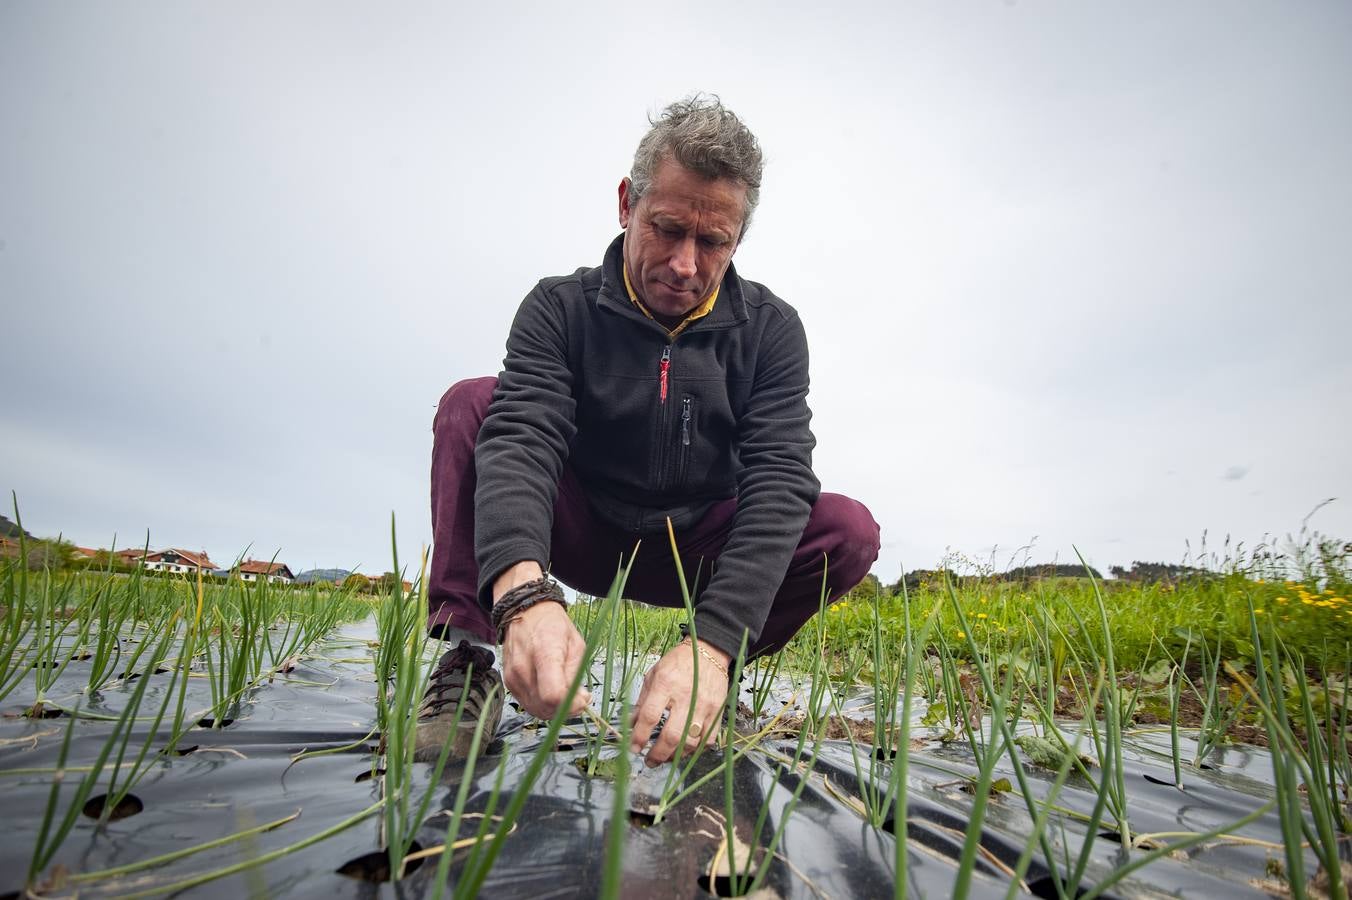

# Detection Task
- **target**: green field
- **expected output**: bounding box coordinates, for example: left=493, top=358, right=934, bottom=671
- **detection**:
left=1, top=525, right=1349, bottom=898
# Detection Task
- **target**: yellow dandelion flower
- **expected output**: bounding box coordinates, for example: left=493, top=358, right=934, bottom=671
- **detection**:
left=977, top=612, right=988, bottom=619
left=1256, top=579, right=1266, bottom=584
left=956, top=630, right=966, bottom=639
left=1254, top=609, right=1265, bottom=615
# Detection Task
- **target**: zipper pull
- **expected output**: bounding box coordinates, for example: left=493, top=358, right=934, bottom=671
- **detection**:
left=681, top=397, right=691, bottom=446
left=659, top=346, right=671, bottom=404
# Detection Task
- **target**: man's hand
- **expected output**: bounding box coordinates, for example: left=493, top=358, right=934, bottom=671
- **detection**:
left=496, top=562, right=590, bottom=720
left=630, top=639, right=731, bottom=767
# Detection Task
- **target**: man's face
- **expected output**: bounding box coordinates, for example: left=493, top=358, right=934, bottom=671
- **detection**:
left=618, top=158, right=746, bottom=318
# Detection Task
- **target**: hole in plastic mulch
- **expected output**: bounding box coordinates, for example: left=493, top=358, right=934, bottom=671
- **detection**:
left=629, top=809, right=656, bottom=828
left=25, top=704, right=64, bottom=719
left=873, top=745, right=897, bottom=761
left=552, top=742, right=578, bottom=752
left=699, top=872, right=753, bottom=897
left=336, top=843, right=425, bottom=882
left=123, top=667, right=171, bottom=681
left=82, top=793, right=144, bottom=821
left=197, top=717, right=235, bottom=728
left=355, top=768, right=386, bottom=783
left=1143, top=773, right=1182, bottom=787
left=1026, top=875, right=1096, bottom=899
left=169, top=744, right=199, bottom=756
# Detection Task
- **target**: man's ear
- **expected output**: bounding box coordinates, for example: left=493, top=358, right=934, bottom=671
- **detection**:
left=618, top=177, right=633, bottom=228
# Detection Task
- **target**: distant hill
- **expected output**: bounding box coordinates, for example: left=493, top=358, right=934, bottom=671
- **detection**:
left=0, top=515, right=34, bottom=540
left=295, top=568, right=352, bottom=584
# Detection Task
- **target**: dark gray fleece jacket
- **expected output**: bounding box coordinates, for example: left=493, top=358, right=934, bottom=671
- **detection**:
left=473, top=234, right=820, bottom=656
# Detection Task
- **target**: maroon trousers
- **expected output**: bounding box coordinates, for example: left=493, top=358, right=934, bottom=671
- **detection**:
left=428, top=377, right=881, bottom=658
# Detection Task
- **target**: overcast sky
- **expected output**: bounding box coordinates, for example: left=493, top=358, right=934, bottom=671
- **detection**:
left=3, top=2, right=1349, bottom=583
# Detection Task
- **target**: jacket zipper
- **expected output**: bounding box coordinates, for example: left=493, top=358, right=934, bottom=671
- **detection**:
left=658, top=345, right=671, bottom=404
left=681, top=397, right=691, bottom=446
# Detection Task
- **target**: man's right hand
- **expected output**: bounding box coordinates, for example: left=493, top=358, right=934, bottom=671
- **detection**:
left=495, top=563, right=590, bottom=720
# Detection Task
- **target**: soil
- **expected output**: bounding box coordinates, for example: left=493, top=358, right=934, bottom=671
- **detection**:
left=1123, top=682, right=1271, bottom=748
left=755, top=711, right=921, bottom=750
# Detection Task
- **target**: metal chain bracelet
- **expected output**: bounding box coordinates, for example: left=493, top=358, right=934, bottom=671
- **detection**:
left=678, top=636, right=730, bottom=679
left=490, top=575, right=567, bottom=644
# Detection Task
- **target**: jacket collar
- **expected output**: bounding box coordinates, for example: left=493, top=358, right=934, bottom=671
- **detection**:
left=592, top=233, right=748, bottom=332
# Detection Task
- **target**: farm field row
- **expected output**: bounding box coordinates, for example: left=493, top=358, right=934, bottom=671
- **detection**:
left=1, top=531, right=1347, bottom=898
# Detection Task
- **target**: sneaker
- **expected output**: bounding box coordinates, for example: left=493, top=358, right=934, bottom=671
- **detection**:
left=414, top=640, right=503, bottom=763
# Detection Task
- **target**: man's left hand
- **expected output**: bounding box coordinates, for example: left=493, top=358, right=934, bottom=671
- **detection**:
left=629, top=639, right=732, bottom=766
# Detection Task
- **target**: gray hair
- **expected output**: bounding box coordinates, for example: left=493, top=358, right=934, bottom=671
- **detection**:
left=628, top=94, right=764, bottom=239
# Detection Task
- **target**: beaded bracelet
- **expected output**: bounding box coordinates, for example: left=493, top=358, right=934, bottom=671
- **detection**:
left=491, top=575, right=567, bottom=644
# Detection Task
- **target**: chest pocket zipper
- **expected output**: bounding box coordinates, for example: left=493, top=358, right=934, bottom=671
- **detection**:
left=674, top=396, right=694, bottom=489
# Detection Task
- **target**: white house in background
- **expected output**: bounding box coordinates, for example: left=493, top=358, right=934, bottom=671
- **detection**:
left=142, top=548, right=219, bottom=574
left=236, top=559, right=295, bottom=584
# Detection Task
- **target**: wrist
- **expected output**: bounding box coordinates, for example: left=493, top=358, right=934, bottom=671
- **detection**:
left=490, top=573, right=566, bottom=644
left=679, top=636, right=731, bottom=679
left=677, top=622, right=735, bottom=666
left=492, top=560, right=544, bottom=604
left=696, top=639, right=732, bottom=669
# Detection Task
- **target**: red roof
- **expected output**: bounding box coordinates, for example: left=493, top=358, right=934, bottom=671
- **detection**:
left=237, top=559, right=293, bottom=578
left=145, top=548, right=219, bottom=570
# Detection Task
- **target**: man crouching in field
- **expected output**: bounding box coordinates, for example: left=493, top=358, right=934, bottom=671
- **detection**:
left=418, top=94, right=880, bottom=767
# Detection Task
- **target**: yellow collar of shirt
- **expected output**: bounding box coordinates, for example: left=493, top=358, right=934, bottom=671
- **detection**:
left=623, top=264, right=719, bottom=339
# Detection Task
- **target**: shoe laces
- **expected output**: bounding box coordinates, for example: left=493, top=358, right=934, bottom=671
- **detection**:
left=420, top=640, right=499, bottom=720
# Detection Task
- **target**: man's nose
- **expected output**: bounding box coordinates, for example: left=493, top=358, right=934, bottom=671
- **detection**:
left=669, top=238, right=697, bottom=280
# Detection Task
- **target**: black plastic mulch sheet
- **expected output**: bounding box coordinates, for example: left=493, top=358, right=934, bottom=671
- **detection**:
left=0, top=623, right=1318, bottom=898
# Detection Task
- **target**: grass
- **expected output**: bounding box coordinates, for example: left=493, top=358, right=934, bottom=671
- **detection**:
left=2, top=514, right=1349, bottom=898
left=803, top=571, right=1351, bottom=681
